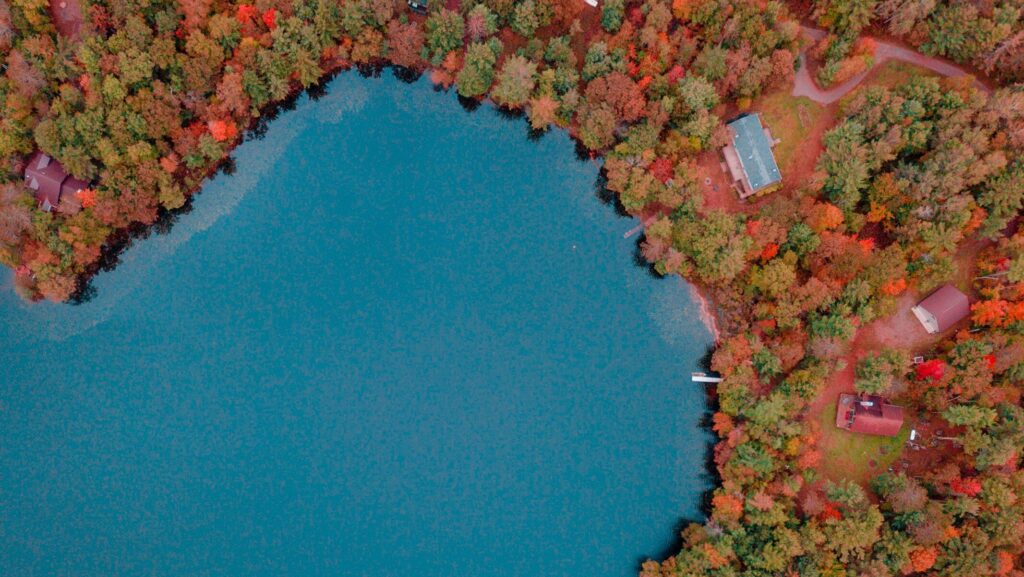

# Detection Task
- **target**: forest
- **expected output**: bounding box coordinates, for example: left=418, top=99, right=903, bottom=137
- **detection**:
left=2, top=0, right=1024, bottom=575
left=803, top=0, right=1024, bottom=86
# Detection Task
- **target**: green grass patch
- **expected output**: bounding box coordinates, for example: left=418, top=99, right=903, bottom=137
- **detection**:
left=865, top=60, right=937, bottom=90
left=817, top=400, right=910, bottom=484
left=838, top=61, right=938, bottom=111
left=754, top=91, right=827, bottom=176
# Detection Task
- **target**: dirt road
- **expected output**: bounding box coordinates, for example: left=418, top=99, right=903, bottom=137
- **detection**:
left=793, top=26, right=990, bottom=105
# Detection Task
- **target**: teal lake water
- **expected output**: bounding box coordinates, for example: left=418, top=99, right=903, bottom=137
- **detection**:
left=0, top=73, right=712, bottom=576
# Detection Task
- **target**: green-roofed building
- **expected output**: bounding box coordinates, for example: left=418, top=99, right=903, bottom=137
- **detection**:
left=721, top=113, right=782, bottom=199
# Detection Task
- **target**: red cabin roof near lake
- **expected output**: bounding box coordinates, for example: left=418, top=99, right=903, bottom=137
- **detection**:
left=911, top=284, right=970, bottom=334
left=23, top=151, right=87, bottom=211
left=836, top=393, right=904, bottom=437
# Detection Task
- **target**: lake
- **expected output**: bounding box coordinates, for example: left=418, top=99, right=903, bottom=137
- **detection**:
left=0, top=72, right=712, bottom=577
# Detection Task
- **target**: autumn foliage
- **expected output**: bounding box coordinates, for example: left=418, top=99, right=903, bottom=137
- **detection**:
left=208, top=120, right=239, bottom=142
left=711, top=493, right=743, bottom=524
left=880, top=278, right=907, bottom=296
left=4, top=1, right=1024, bottom=576
left=915, top=359, right=945, bottom=382
left=75, top=189, right=96, bottom=208
left=908, top=547, right=938, bottom=573
left=949, top=477, right=982, bottom=497
left=236, top=4, right=256, bottom=23
left=261, top=8, right=277, bottom=30
left=972, top=299, right=1024, bottom=328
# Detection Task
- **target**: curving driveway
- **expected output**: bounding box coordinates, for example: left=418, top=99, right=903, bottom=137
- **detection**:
left=793, top=26, right=990, bottom=104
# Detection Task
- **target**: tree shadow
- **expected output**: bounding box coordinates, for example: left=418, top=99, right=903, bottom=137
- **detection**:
left=60, top=65, right=726, bottom=577
left=246, top=88, right=303, bottom=142
left=70, top=64, right=330, bottom=304
left=68, top=153, right=227, bottom=304
left=632, top=236, right=664, bottom=280
left=573, top=139, right=592, bottom=162
left=634, top=345, right=721, bottom=569
left=68, top=281, right=96, bottom=305
left=391, top=66, right=423, bottom=84
left=356, top=63, right=384, bottom=78
left=246, top=114, right=271, bottom=141
left=699, top=382, right=723, bottom=521
left=456, top=94, right=481, bottom=112
left=279, top=93, right=299, bottom=112
left=494, top=105, right=524, bottom=123
left=70, top=58, right=343, bottom=304
left=219, top=156, right=237, bottom=176
left=306, top=70, right=339, bottom=101
left=67, top=69, right=659, bottom=311
left=593, top=170, right=629, bottom=217
left=698, top=345, right=715, bottom=373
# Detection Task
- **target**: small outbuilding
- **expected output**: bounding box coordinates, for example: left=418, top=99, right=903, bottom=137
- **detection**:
left=407, top=0, right=428, bottom=13
left=23, top=151, right=88, bottom=212
left=836, top=393, right=904, bottom=437
left=911, top=284, right=970, bottom=334
left=722, top=113, right=782, bottom=199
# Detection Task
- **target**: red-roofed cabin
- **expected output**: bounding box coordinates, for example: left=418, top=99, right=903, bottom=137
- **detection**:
left=23, top=151, right=88, bottom=212
left=835, top=393, right=904, bottom=437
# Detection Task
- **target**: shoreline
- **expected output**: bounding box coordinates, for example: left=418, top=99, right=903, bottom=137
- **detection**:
left=66, top=64, right=357, bottom=302
left=688, top=281, right=722, bottom=345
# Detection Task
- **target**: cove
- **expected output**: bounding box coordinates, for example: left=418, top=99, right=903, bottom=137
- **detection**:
left=0, top=72, right=713, bottom=577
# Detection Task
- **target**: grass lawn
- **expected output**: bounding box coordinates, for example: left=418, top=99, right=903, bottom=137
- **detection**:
left=754, top=90, right=828, bottom=181
left=865, top=60, right=937, bottom=89
left=837, top=61, right=939, bottom=111
left=816, top=400, right=910, bottom=485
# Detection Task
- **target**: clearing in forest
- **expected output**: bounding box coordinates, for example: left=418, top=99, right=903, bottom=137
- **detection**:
left=815, top=397, right=910, bottom=485
left=752, top=89, right=830, bottom=194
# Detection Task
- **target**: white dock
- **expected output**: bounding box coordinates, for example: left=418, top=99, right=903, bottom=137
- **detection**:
left=691, top=372, right=723, bottom=384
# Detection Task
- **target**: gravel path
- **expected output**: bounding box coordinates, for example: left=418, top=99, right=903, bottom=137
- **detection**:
left=793, top=26, right=990, bottom=105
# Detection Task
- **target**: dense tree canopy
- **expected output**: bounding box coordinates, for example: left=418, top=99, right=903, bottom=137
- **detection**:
left=1, top=0, right=1023, bottom=575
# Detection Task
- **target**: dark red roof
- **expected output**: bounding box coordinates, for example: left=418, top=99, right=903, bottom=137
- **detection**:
left=837, top=393, right=904, bottom=437
left=24, top=151, right=67, bottom=209
left=918, top=284, right=970, bottom=332
left=61, top=175, right=88, bottom=199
